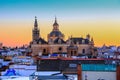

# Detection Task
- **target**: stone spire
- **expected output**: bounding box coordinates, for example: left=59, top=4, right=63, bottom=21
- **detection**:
left=34, top=16, right=38, bottom=28
left=53, top=17, right=59, bottom=31
left=90, top=37, right=94, bottom=46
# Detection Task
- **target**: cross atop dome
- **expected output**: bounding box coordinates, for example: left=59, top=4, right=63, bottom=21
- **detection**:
left=35, top=16, right=37, bottom=19
left=55, top=16, right=57, bottom=23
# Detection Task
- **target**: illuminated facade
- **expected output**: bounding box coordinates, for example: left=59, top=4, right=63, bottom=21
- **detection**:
left=30, top=17, right=96, bottom=57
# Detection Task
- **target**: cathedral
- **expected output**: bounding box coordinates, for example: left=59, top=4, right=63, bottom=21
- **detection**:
left=30, top=17, right=97, bottom=58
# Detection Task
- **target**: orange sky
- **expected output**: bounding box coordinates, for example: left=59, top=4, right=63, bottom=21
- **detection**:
left=1, top=0, right=120, bottom=47
left=0, top=19, right=120, bottom=47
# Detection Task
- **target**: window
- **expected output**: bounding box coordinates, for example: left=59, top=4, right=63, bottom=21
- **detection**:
left=82, top=49, right=85, bottom=53
left=74, top=51, right=77, bottom=55
left=69, top=64, right=77, bottom=68
left=58, top=47, right=62, bottom=51
left=71, top=51, right=73, bottom=56
left=43, top=49, right=46, bottom=53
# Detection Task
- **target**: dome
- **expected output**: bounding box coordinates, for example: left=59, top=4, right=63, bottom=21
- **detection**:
left=49, top=31, right=63, bottom=37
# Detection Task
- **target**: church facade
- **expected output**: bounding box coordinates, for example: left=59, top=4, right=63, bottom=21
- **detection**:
left=30, top=17, right=96, bottom=57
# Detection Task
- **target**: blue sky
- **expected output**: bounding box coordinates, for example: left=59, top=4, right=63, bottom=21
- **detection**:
left=1, top=0, right=120, bottom=21
left=1, top=0, right=120, bottom=47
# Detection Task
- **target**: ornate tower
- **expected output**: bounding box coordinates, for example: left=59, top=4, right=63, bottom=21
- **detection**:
left=32, top=16, right=40, bottom=41
left=67, top=37, right=78, bottom=57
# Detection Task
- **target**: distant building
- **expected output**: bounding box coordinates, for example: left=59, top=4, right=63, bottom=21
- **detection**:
left=30, top=17, right=96, bottom=57
left=97, top=45, right=120, bottom=59
left=0, top=42, right=2, bottom=49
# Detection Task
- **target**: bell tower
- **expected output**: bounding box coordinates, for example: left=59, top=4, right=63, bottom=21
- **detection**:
left=32, top=16, right=40, bottom=41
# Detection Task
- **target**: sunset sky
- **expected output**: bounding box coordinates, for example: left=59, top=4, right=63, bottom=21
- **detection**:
left=0, top=0, right=120, bottom=47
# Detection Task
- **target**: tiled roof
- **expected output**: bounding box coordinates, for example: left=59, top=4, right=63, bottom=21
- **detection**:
left=70, top=38, right=89, bottom=44
left=54, top=38, right=66, bottom=44
left=36, top=38, right=48, bottom=44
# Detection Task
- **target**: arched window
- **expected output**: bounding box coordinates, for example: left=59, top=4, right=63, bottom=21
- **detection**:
left=71, top=51, right=73, bottom=56
left=43, top=49, right=46, bottom=53
left=82, top=49, right=85, bottom=53
left=74, top=51, right=77, bottom=55
left=58, top=47, right=62, bottom=51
